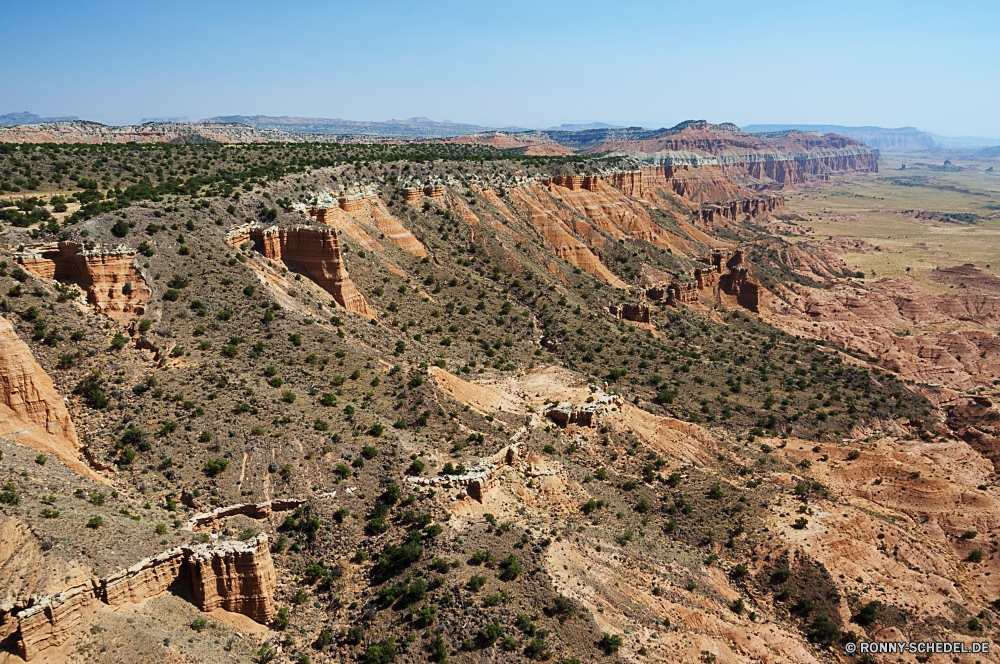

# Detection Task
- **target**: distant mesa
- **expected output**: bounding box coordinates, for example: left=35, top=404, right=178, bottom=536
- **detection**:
left=742, top=124, right=1000, bottom=152
left=0, top=111, right=79, bottom=127
left=743, top=124, right=939, bottom=151
left=140, top=116, right=189, bottom=123
left=196, top=115, right=517, bottom=139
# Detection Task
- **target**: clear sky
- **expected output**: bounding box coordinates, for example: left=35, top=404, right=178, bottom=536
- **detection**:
left=3, top=0, right=999, bottom=137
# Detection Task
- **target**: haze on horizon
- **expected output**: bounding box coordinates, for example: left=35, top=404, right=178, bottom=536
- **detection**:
left=3, top=0, right=998, bottom=138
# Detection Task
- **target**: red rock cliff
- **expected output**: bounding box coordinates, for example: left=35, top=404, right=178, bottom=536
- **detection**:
left=16, top=242, right=150, bottom=326
left=249, top=226, right=374, bottom=318
left=5, top=534, right=276, bottom=661
left=0, top=315, right=90, bottom=479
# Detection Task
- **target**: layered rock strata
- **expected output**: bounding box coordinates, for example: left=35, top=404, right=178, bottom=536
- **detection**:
left=507, top=185, right=629, bottom=289
left=2, top=535, right=275, bottom=661
left=0, top=315, right=88, bottom=478
left=543, top=176, right=680, bottom=250
left=305, top=207, right=385, bottom=252
left=16, top=242, right=150, bottom=325
left=308, top=202, right=427, bottom=257
left=363, top=199, right=428, bottom=257
left=609, top=303, right=651, bottom=323
left=247, top=226, right=374, bottom=318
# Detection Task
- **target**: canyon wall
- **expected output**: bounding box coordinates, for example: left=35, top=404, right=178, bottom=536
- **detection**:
left=16, top=243, right=150, bottom=325
left=2, top=534, right=275, bottom=661
left=248, top=226, right=374, bottom=318
left=543, top=176, right=681, bottom=250
left=308, top=200, right=427, bottom=257
left=508, top=185, right=629, bottom=289
left=306, top=206, right=385, bottom=252
left=0, top=315, right=89, bottom=479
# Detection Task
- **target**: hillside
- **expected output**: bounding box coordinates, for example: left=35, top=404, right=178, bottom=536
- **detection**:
left=0, top=138, right=998, bottom=664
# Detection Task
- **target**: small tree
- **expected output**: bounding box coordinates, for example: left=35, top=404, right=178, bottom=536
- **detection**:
left=599, top=633, right=623, bottom=652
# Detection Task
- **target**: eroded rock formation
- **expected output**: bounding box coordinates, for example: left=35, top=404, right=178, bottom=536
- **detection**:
left=507, top=184, right=629, bottom=289
left=609, top=302, right=651, bottom=323
left=308, top=199, right=427, bottom=257
left=16, top=242, right=150, bottom=325
left=1, top=534, right=275, bottom=661
left=0, top=315, right=90, bottom=479
left=183, top=498, right=306, bottom=531
left=247, top=225, right=374, bottom=317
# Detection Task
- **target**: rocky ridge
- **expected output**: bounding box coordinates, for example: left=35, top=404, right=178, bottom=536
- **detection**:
left=0, top=534, right=275, bottom=661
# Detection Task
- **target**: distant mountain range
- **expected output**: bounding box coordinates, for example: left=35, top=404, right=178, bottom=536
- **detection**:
left=743, top=124, right=1000, bottom=151
left=0, top=111, right=78, bottom=126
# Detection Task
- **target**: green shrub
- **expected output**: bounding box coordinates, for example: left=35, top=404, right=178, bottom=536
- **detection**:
left=0, top=483, right=20, bottom=505
left=204, top=458, right=228, bottom=477
left=599, top=633, right=623, bottom=652
left=855, top=601, right=879, bottom=626
left=479, top=623, right=504, bottom=645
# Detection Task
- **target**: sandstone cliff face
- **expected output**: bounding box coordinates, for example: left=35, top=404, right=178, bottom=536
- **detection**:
left=248, top=226, right=374, bottom=318
left=308, top=200, right=427, bottom=257
left=608, top=165, right=748, bottom=205
left=543, top=177, right=681, bottom=251
left=3, top=535, right=275, bottom=661
left=187, top=536, right=276, bottom=621
left=609, top=303, right=651, bottom=323
left=507, top=185, right=629, bottom=289
left=306, top=207, right=385, bottom=252
left=0, top=315, right=89, bottom=479
left=16, top=242, right=150, bottom=326
left=586, top=124, right=880, bottom=188
left=362, top=199, right=428, bottom=257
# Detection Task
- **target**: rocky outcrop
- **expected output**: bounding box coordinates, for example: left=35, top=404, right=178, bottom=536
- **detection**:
left=696, top=195, right=784, bottom=224
left=0, top=315, right=90, bottom=480
left=546, top=407, right=593, bottom=427
left=719, top=265, right=762, bottom=312
left=338, top=195, right=365, bottom=213
left=607, top=165, right=749, bottom=205
left=425, top=185, right=445, bottom=199
left=183, top=498, right=306, bottom=531
left=544, top=175, right=601, bottom=191
left=609, top=302, right=651, bottom=323
left=16, top=242, right=150, bottom=325
left=187, top=536, right=276, bottom=621
left=3, top=535, right=275, bottom=660
left=248, top=226, right=374, bottom=317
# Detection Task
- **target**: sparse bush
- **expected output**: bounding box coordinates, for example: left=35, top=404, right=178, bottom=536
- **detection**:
left=599, top=633, right=623, bottom=652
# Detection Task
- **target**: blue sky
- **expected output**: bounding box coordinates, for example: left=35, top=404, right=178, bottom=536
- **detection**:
left=3, top=0, right=999, bottom=136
